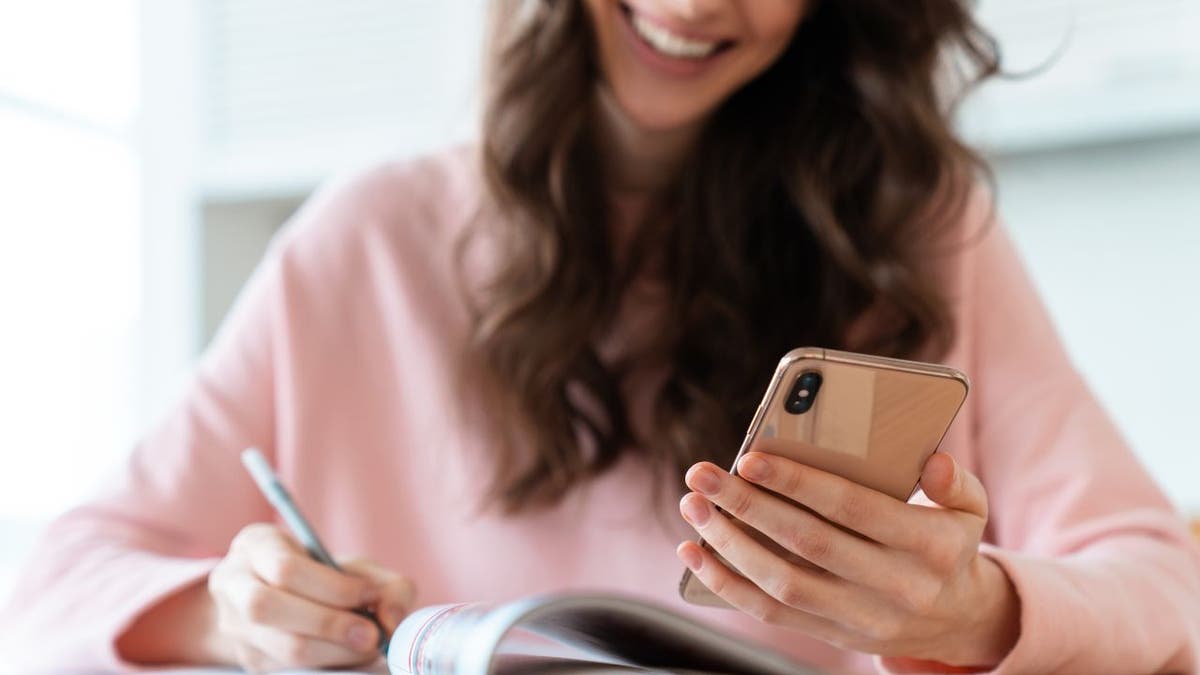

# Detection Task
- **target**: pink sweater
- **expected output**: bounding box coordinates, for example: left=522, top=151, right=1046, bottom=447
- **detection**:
left=3, top=146, right=1198, bottom=673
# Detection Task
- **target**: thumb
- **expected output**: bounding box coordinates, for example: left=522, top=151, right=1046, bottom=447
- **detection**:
left=340, top=558, right=417, bottom=634
left=918, top=451, right=988, bottom=519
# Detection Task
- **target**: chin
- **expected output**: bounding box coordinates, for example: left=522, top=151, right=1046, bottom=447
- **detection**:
left=610, top=83, right=716, bottom=133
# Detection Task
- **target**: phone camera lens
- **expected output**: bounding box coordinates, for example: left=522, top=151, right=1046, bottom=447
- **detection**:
left=785, top=371, right=823, bottom=415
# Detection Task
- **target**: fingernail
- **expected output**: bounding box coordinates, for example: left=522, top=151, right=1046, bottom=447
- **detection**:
left=738, top=454, right=769, bottom=482
left=687, top=466, right=720, bottom=496
left=680, top=494, right=711, bottom=526
left=347, top=622, right=375, bottom=649
left=677, top=544, right=702, bottom=572
left=360, top=586, right=381, bottom=606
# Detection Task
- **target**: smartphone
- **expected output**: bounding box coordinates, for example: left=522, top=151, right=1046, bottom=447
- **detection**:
left=679, top=347, right=969, bottom=607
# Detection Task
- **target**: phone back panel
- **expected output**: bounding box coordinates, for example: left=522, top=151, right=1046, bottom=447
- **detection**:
left=753, top=351, right=967, bottom=500
left=679, top=347, right=968, bottom=607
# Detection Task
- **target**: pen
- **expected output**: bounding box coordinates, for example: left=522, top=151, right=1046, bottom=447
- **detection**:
left=240, top=447, right=390, bottom=657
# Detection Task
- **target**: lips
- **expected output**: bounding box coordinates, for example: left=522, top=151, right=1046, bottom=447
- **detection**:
left=618, top=2, right=734, bottom=64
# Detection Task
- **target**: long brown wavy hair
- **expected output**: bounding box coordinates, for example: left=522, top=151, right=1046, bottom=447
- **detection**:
left=458, top=0, right=1000, bottom=513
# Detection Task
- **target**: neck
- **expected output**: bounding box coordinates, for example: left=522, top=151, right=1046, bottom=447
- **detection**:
left=593, top=85, right=701, bottom=199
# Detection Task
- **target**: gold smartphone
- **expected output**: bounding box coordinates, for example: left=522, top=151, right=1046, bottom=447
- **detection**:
left=679, top=347, right=969, bottom=607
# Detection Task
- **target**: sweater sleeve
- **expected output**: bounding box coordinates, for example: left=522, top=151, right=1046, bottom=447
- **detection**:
left=0, top=172, right=371, bottom=671
left=884, top=213, right=1200, bottom=673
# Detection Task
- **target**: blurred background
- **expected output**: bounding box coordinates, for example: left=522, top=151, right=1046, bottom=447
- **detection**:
left=1, top=0, right=1198, bottom=604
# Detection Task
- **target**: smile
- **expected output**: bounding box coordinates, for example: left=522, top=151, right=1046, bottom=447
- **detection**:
left=619, top=3, right=733, bottom=62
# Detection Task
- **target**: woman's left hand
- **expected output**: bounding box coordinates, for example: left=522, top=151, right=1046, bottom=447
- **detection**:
left=677, top=448, right=1020, bottom=669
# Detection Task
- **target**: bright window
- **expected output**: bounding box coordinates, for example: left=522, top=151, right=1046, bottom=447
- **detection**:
left=0, top=0, right=140, bottom=598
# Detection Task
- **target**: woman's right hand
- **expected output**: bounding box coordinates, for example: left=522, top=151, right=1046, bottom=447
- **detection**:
left=206, top=522, right=416, bottom=672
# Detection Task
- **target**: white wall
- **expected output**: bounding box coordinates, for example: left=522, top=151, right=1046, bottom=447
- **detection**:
left=993, top=134, right=1200, bottom=511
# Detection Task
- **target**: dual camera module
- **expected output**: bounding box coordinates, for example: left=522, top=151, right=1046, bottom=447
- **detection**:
left=785, top=370, right=823, bottom=415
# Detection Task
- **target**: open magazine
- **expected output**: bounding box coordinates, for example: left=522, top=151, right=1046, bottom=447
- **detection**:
left=384, top=593, right=823, bottom=675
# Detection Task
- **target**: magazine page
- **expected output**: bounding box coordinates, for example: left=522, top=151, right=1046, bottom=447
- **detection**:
left=516, top=595, right=819, bottom=675
left=389, top=603, right=636, bottom=675
left=386, top=593, right=823, bottom=675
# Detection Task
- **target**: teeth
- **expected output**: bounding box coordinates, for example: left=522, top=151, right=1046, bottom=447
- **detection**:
left=631, top=12, right=719, bottom=59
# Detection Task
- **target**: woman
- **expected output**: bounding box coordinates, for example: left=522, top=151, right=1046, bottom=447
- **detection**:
left=3, top=0, right=1198, bottom=672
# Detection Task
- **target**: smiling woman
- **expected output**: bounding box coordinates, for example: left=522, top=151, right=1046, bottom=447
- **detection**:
left=1, top=0, right=1199, bottom=673
left=474, top=0, right=996, bottom=512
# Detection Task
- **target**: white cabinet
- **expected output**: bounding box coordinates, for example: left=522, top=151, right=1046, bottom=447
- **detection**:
left=196, top=0, right=486, bottom=200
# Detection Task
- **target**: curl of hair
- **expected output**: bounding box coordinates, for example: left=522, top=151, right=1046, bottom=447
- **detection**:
left=460, top=0, right=1001, bottom=513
